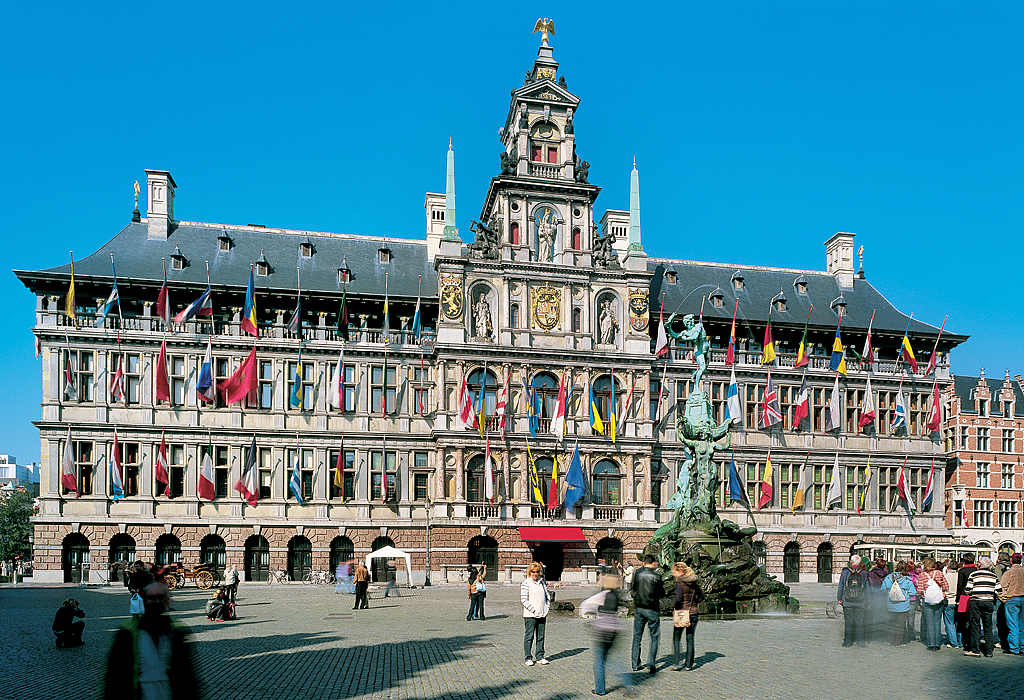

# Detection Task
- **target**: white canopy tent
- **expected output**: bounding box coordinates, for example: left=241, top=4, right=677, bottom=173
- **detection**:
left=364, top=545, right=412, bottom=585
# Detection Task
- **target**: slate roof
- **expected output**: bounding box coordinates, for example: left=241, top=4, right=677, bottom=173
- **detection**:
left=18, top=221, right=435, bottom=301
left=953, top=374, right=1024, bottom=417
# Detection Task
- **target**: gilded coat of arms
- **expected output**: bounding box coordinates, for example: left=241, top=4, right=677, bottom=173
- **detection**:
left=628, top=288, right=650, bottom=332
left=532, top=283, right=561, bottom=331
left=439, top=272, right=464, bottom=320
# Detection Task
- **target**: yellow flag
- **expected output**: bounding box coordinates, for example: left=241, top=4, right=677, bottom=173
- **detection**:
left=65, top=256, right=76, bottom=320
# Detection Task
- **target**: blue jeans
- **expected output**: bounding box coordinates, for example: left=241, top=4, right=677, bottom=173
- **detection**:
left=943, top=601, right=961, bottom=647
left=524, top=617, right=546, bottom=661
left=333, top=575, right=353, bottom=594
left=631, top=608, right=660, bottom=669
left=1005, top=597, right=1024, bottom=654
left=593, top=635, right=631, bottom=695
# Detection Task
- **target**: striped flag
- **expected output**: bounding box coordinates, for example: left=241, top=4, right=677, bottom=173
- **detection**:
left=495, top=378, right=509, bottom=440
left=240, top=266, right=258, bottom=336
left=757, top=452, right=773, bottom=510
left=896, top=457, right=915, bottom=517
left=792, top=452, right=811, bottom=513
left=64, top=253, right=76, bottom=321
left=858, top=457, right=872, bottom=515
left=825, top=452, right=843, bottom=510
left=110, top=429, right=124, bottom=501
left=900, top=316, right=918, bottom=373
left=725, top=299, right=738, bottom=366
left=759, top=371, right=783, bottom=429
left=156, top=280, right=171, bottom=329
left=551, top=372, right=568, bottom=438
left=333, top=439, right=345, bottom=501
left=922, top=458, right=935, bottom=512
left=794, top=306, right=812, bottom=368
left=61, top=427, right=78, bottom=497
left=829, top=319, right=847, bottom=375
left=155, top=429, right=170, bottom=497
left=762, top=310, right=777, bottom=365
left=925, top=379, right=941, bottom=432
left=792, top=373, right=810, bottom=429
left=858, top=375, right=876, bottom=428
left=196, top=338, right=216, bottom=404
left=197, top=440, right=216, bottom=501
left=110, top=354, right=126, bottom=403
left=484, top=436, right=494, bottom=502
left=727, top=366, right=742, bottom=425
left=233, top=435, right=258, bottom=506
left=173, top=286, right=213, bottom=325
left=824, top=373, right=842, bottom=432
left=289, top=447, right=303, bottom=503
left=456, top=373, right=478, bottom=431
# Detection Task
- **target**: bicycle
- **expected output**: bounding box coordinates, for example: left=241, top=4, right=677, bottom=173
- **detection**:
left=267, top=569, right=290, bottom=585
left=302, top=570, right=336, bottom=585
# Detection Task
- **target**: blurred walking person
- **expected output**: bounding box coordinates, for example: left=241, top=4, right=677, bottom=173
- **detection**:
left=580, top=574, right=631, bottom=695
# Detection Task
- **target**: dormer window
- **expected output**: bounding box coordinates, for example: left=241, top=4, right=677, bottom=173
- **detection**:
left=665, top=269, right=677, bottom=284
left=170, top=245, right=187, bottom=271
left=793, top=275, right=808, bottom=295
left=217, top=235, right=233, bottom=252
left=731, top=271, right=745, bottom=291
left=255, top=249, right=271, bottom=277
left=775, top=299, right=787, bottom=313
left=299, top=238, right=315, bottom=258
left=378, top=247, right=392, bottom=264
left=338, top=267, right=351, bottom=284
left=709, top=286, right=724, bottom=308
left=831, top=295, right=847, bottom=317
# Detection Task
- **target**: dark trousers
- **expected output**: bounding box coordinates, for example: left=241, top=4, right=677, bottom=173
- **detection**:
left=524, top=616, right=546, bottom=661
left=467, top=593, right=481, bottom=620
left=55, top=621, right=84, bottom=647
left=889, top=611, right=908, bottom=646
left=631, top=608, right=660, bottom=669
left=227, top=582, right=237, bottom=604
left=672, top=616, right=698, bottom=668
left=970, top=598, right=995, bottom=654
left=353, top=581, right=369, bottom=609
left=477, top=592, right=486, bottom=619
left=843, top=605, right=866, bottom=646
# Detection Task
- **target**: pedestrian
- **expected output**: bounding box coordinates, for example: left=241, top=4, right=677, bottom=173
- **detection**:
left=353, top=562, right=370, bottom=610
left=999, top=553, right=1024, bottom=655
left=905, top=561, right=921, bottom=643
left=670, top=562, right=702, bottom=671
left=630, top=553, right=661, bottom=673
left=881, top=561, right=915, bottom=646
left=838, top=554, right=870, bottom=647
left=957, top=554, right=979, bottom=653
left=993, top=552, right=1011, bottom=651
left=467, top=573, right=479, bottom=621
left=521, top=561, right=550, bottom=666
left=223, top=563, right=239, bottom=604
left=475, top=569, right=487, bottom=620
left=914, top=558, right=948, bottom=650
left=964, top=556, right=1004, bottom=657
left=333, top=559, right=351, bottom=594
left=580, top=574, right=630, bottom=696
left=52, top=598, right=85, bottom=648
left=127, top=560, right=154, bottom=595
left=101, top=581, right=200, bottom=699
left=942, top=559, right=962, bottom=648
left=866, top=556, right=889, bottom=641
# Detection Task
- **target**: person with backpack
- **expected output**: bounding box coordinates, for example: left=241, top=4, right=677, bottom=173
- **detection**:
left=914, top=558, right=949, bottom=650
left=838, top=555, right=870, bottom=647
left=881, top=561, right=916, bottom=646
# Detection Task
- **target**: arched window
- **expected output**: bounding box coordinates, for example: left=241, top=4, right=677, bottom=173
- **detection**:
left=370, top=536, right=396, bottom=583
left=468, top=535, right=499, bottom=580
left=108, top=533, right=135, bottom=566
left=999, top=542, right=1017, bottom=557
left=511, top=303, right=520, bottom=329
left=783, top=542, right=800, bottom=583
left=571, top=227, right=581, bottom=250
left=593, top=460, right=621, bottom=505
left=592, top=374, right=623, bottom=424
left=244, top=535, right=269, bottom=582
left=155, top=534, right=181, bottom=566
left=511, top=222, right=520, bottom=245
left=534, top=373, right=560, bottom=425
left=331, top=536, right=355, bottom=571
left=751, top=541, right=767, bottom=571
left=572, top=308, right=581, bottom=334
left=200, top=534, right=226, bottom=569
left=596, top=537, right=623, bottom=567
left=466, top=454, right=492, bottom=503
left=288, top=536, right=312, bottom=581
left=530, top=122, right=560, bottom=163
left=467, top=368, right=498, bottom=427
left=534, top=456, right=555, bottom=505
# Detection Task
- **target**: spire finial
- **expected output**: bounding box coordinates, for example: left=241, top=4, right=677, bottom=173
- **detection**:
left=633, top=156, right=636, bottom=168
left=449, top=137, right=452, bottom=150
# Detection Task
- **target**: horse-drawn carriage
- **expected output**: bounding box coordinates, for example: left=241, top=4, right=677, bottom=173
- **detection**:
left=162, top=561, right=222, bottom=590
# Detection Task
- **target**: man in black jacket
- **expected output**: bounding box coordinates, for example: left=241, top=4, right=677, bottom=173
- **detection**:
left=631, top=554, right=662, bottom=672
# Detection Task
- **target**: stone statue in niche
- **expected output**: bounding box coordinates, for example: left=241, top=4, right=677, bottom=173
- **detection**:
left=598, top=299, right=618, bottom=344
left=519, top=107, right=529, bottom=128
left=469, top=220, right=500, bottom=260
left=536, top=208, right=557, bottom=262
left=473, top=291, right=493, bottom=340
left=593, top=229, right=620, bottom=269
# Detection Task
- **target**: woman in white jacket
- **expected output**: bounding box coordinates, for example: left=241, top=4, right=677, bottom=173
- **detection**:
left=521, top=562, right=550, bottom=666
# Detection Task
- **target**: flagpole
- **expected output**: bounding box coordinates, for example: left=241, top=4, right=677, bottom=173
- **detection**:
left=895, top=312, right=914, bottom=376
left=383, top=273, right=389, bottom=417
left=927, top=315, right=947, bottom=375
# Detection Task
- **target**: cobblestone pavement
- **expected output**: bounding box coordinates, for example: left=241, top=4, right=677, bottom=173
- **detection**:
left=1, top=581, right=1018, bottom=700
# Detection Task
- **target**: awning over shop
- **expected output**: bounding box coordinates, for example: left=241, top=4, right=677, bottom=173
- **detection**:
left=518, top=526, right=587, bottom=543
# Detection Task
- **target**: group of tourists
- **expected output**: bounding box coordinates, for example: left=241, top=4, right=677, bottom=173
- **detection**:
left=837, top=551, right=1024, bottom=656
left=466, top=564, right=488, bottom=620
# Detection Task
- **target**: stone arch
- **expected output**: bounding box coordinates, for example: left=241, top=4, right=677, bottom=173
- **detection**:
left=287, top=535, right=313, bottom=581
left=108, top=533, right=136, bottom=566
left=370, top=535, right=396, bottom=583
left=468, top=281, right=498, bottom=340
left=468, top=535, right=499, bottom=580
left=62, top=532, right=90, bottom=584
left=331, top=536, right=355, bottom=571
left=244, top=534, right=270, bottom=582
left=783, top=542, right=800, bottom=583
left=595, top=537, right=624, bottom=567
left=816, top=542, right=834, bottom=583
left=154, top=534, right=181, bottom=566
left=200, top=534, right=226, bottom=568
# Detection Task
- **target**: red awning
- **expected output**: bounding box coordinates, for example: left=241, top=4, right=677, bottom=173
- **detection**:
left=518, top=526, right=587, bottom=543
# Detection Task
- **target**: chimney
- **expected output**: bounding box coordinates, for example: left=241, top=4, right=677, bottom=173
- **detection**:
left=145, top=169, right=176, bottom=240
left=824, top=232, right=856, bottom=288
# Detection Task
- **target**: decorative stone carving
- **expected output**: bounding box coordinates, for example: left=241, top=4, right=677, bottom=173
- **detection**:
left=574, top=154, right=589, bottom=183
left=473, top=290, right=493, bottom=340
left=628, top=288, right=650, bottom=333
left=598, top=298, right=618, bottom=344
left=500, top=150, right=517, bottom=176
left=536, top=207, right=557, bottom=262
left=532, top=283, right=561, bottom=331
left=469, top=219, right=500, bottom=260
left=439, top=273, right=464, bottom=320
left=593, top=228, right=619, bottom=268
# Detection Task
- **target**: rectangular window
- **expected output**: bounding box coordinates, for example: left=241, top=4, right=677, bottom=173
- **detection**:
left=110, top=353, right=142, bottom=404
left=247, top=360, right=273, bottom=410
left=547, top=146, right=557, bottom=164
left=214, top=446, right=229, bottom=499
left=845, top=388, right=866, bottom=434
left=169, top=355, right=186, bottom=406
left=1002, top=430, right=1014, bottom=453
left=412, top=368, right=430, bottom=416
left=414, top=473, right=428, bottom=501
left=371, top=365, right=397, bottom=414
left=258, top=447, right=273, bottom=500
left=977, top=462, right=990, bottom=488
left=813, top=388, right=829, bottom=432
left=329, top=449, right=356, bottom=500
left=286, top=448, right=314, bottom=500
left=979, top=428, right=990, bottom=451
left=1002, top=463, right=1014, bottom=489
left=746, top=462, right=759, bottom=507
left=650, top=379, right=661, bottom=423
left=745, top=384, right=763, bottom=430
left=980, top=400, right=989, bottom=417
left=65, top=350, right=95, bottom=403
left=412, top=452, right=429, bottom=501
left=169, top=444, right=185, bottom=498
left=974, top=500, right=992, bottom=528
left=953, top=499, right=964, bottom=527
left=120, top=442, right=140, bottom=497
left=960, top=426, right=969, bottom=450
left=66, top=441, right=93, bottom=495
left=998, top=501, right=1016, bottom=528
left=371, top=451, right=397, bottom=501
left=288, top=361, right=314, bottom=410
left=532, top=145, right=542, bottom=162
left=214, top=358, right=231, bottom=408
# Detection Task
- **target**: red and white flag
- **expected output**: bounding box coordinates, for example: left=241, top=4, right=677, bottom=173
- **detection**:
left=484, top=435, right=495, bottom=502
left=654, top=293, right=669, bottom=357
left=328, top=350, right=344, bottom=410
left=110, top=354, right=126, bottom=403
left=925, top=315, right=947, bottom=376
left=35, top=336, right=41, bottom=360
left=233, top=435, right=258, bottom=506
left=61, top=427, right=78, bottom=497
left=859, top=374, right=876, bottom=428
left=860, top=309, right=875, bottom=365
left=551, top=372, right=568, bottom=438
left=197, top=446, right=216, bottom=501
left=155, top=339, right=171, bottom=403
left=495, top=378, right=509, bottom=440
left=725, top=299, right=738, bottom=366
left=925, top=379, right=942, bottom=432
left=64, top=352, right=77, bottom=401
left=759, top=371, right=783, bottom=429
left=792, top=374, right=810, bottom=429
left=456, top=373, right=478, bottom=431
left=155, top=429, right=170, bottom=497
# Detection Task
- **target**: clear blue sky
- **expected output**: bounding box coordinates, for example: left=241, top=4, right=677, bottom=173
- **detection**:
left=2, top=3, right=1022, bottom=463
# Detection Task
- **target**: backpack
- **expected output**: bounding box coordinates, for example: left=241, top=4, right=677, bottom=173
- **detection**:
left=923, top=573, right=944, bottom=605
left=843, top=569, right=866, bottom=603
left=888, top=575, right=907, bottom=603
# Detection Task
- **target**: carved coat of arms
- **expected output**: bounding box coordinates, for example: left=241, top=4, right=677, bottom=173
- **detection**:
left=628, top=288, right=650, bottom=332
left=532, top=283, right=561, bottom=331
left=439, top=272, right=464, bottom=320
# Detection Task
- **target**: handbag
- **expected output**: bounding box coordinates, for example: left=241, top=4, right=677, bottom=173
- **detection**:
left=129, top=593, right=144, bottom=615
left=957, top=594, right=970, bottom=614
left=673, top=609, right=691, bottom=628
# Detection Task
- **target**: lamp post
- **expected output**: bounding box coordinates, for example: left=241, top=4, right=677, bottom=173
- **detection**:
left=424, top=498, right=432, bottom=587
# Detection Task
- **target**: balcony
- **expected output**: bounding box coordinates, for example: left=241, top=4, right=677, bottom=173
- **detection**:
left=528, top=162, right=563, bottom=179
left=593, top=506, right=623, bottom=521
left=531, top=505, right=564, bottom=519
left=675, top=344, right=949, bottom=379
left=466, top=504, right=499, bottom=519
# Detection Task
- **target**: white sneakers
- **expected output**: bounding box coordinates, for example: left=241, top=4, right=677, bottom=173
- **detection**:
left=525, top=660, right=535, bottom=666
left=538, top=659, right=550, bottom=665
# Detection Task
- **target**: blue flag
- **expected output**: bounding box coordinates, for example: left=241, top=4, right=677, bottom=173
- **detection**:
left=289, top=346, right=304, bottom=409
left=562, top=441, right=586, bottom=511
left=528, top=376, right=539, bottom=437
left=728, top=452, right=750, bottom=509
left=289, top=450, right=303, bottom=503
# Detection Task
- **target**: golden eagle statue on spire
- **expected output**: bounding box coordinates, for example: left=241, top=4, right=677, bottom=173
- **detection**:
left=533, top=18, right=555, bottom=46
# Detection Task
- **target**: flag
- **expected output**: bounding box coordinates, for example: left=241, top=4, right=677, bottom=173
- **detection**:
left=728, top=452, right=751, bottom=509
left=289, top=347, right=304, bottom=409
left=925, top=316, right=947, bottom=376
left=860, top=310, right=875, bottom=365
left=337, top=288, right=349, bottom=341
left=35, top=336, right=41, bottom=360
left=240, top=266, right=258, bottom=336
left=757, top=453, right=773, bottom=510
left=727, top=366, right=742, bottom=425
left=173, top=286, right=213, bottom=325
left=286, top=294, right=302, bottom=336
left=484, top=436, right=494, bottom=502
left=110, top=429, right=124, bottom=501
left=792, top=452, right=811, bottom=513
left=289, top=448, right=303, bottom=503
left=156, top=281, right=171, bottom=329
left=526, top=439, right=545, bottom=505
left=61, top=427, right=78, bottom=496
left=412, top=277, right=422, bottom=343
left=654, top=294, right=669, bottom=357
left=155, top=429, right=170, bottom=497
left=528, top=376, right=539, bottom=437
left=725, top=299, right=738, bottom=366
left=825, top=452, right=843, bottom=510
left=197, top=441, right=216, bottom=501
left=495, top=378, right=509, bottom=440
left=900, top=316, right=918, bottom=372
left=922, top=458, right=935, bottom=512
left=219, top=345, right=259, bottom=406
left=623, top=377, right=639, bottom=423
left=608, top=370, right=617, bottom=443
left=858, top=375, right=876, bottom=428
left=590, top=386, right=605, bottom=435
left=95, top=282, right=119, bottom=327
left=333, top=441, right=345, bottom=500
left=477, top=366, right=488, bottom=439
left=381, top=438, right=389, bottom=503
left=794, top=307, right=812, bottom=368
left=64, top=255, right=76, bottom=321
left=890, top=388, right=908, bottom=433
left=792, top=373, right=810, bottom=429
left=825, top=373, right=842, bottom=432
left=925, top=380, right=941, bottom=432
left=762, top=311, right=777, bottom=365
left=329, top=350, right=345, bottom=410
left=381, top=289, right=390, bottom=341
left=155, top=339, right=171, bottom=403
left=551, top=372, right=568, bottom=438
left=563, top=440, right=586, bottom=511
left=196, top=338, right=215, bottom=403
left=829, top=321, right=847, bottom=375
left=456, top=373, right=478, bottom=431
left=547, top=452, right=559, bottom=505
left=110, top=354, right=125, bottom=403
left=858, top=458, right=872, bottom=515
left=64, top=351, right=77, bottom=401
left=896, top=457, right=915, bottom=516
left=759, top=371, right=783, bottom=429
left=234, top=435, right=258, bottom=506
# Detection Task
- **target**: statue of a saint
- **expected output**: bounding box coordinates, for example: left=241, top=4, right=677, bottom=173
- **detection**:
left=474, top=292, right=492, bottom=339
left=536, top=208, right=557, bottom=262
left=677, top=314, right=709, bottom=388
left=599, top=299, right=618, bottom=344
